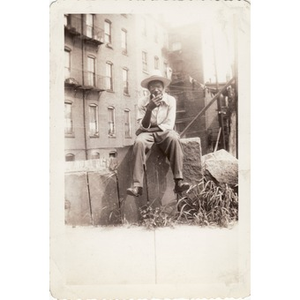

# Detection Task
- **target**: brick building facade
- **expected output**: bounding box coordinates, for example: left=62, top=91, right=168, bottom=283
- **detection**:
left=64, top=14, right=169, bottom=162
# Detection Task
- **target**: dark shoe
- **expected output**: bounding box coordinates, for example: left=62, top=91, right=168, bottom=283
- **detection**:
left=126, top=186, right=143, bottom=197
left=174, top=181, right=190, bottom=194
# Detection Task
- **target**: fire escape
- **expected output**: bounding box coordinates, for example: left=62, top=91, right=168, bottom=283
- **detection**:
left=64, top=14, right=106, bottom=92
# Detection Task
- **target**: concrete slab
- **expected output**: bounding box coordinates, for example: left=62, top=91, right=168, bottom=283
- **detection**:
left=88, top=172, right=120, bottom=225
left=65, top=172, right=91, bottom=225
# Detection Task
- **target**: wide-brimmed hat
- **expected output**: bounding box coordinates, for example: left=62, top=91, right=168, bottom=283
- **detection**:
left=141, top=70, right=171, bottom=89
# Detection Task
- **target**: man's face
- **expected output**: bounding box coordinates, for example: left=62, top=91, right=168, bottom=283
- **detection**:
left=148, top=80, right=164, bottom=96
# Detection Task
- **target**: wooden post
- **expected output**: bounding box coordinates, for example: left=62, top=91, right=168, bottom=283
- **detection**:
left=233, top=13, right=239, bottom=159
left=212, top=27, right=226, bottom=150
left=180, top=78, right=235, bottom=138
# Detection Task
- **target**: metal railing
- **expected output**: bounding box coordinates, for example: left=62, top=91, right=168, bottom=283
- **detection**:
left=65, top=67, right=106, bottom=91
left=179, top=77, right=235, bottom=138
left=65, top=14, right=104, bottom=45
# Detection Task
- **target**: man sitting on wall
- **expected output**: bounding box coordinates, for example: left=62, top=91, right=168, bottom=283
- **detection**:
left=127, top=70, right=190, bottom=197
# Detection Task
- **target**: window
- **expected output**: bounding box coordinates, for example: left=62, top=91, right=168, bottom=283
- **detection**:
left=86, top=14, right=95, bottom=38
left=154, top=56, right=159, bottom=70
left=104, top=19, right=112, bottom=43
left=123, top=68, right=129, bottom=95
left=109, top=151, right=117, bottom=158
left=65, top=153, right=75, bottom=161
left=64, top=102, right=73, bottom=135
left=106, top=62, right=113, bottom=90
left=64, top=14, right=70, bottom=27
left=142, top=51, right=148, bottom=72
left=108, top=107, right=116, bottom=137
left=121, top=29, right=127, bottom=54
left=87, top=56, right=96, bottom=86
left=124, top=109, right=131, bottom=138
left=91, top=151, right=100, bottom=159
left=89, top=104, right=99, bottom=137
left=64, top=49, right=71, bottom=79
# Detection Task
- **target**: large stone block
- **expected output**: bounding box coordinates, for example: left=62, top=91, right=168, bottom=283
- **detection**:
left=180, top=137, right=203, bottom=184
left=88, top=171, right=120, bottom=226
left=202, top=149, right=238, bottom=187
left=115, top=146, right=147, bottom=223
left=116, top=138, right=202, bottom=223
left=65, top=172, right=91, bottom=225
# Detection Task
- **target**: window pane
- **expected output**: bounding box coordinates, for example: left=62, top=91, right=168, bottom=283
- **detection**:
left=91, top=152, right=100, bottom=159
left=64, top=15, right=69, bottom=26
left=106, top=63, right=113, bottom=90
left=89, top=105, right=98, bottom=136
left=123, top=69, right=129, bottom=94
left=121, top=30, right=127, bottom=51
left=86, top=14, right=93, bottom=26
left=108, top=108, right=115, bottom=136
left=87, top=57, right=95, bottom=86
left=65, top=50, right=70, bottom=79
left=64, top=103, right=73, bottom=134
left=105, top=21, right=111, bottom=43
left=124, top=110, right=131, bottom=137
left=65, top=153, right=75, bottom=162
left=86, top=15, right=94, bottom=38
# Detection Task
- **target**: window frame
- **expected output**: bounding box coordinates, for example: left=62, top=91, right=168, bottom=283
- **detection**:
left=104, top=19, right=112, bottom=44
left=65, top=153, right=75, bottom=162
left=64, top=48, right=71, bottom=79
left=105, top=61, right=113, bottom=91
left=142, top=51, right=148, bottom=73
left=124, top=108, right=132, bottom=138
left=88, top=103, right=99, bottom=137
left=121, top=28, right=128, bottom=54
left=122, top=67, right=129, bottom=96
left=87, top=55, right=96, bottom=86
left=64, top=101, right=74, bottom=137
left=86, top=14, right=95, bottom=38
left=64, top=14, right=71, bottom=27
left=108, top=106, right=116, bottom=138
left=91, top=151, right=100, bottom=159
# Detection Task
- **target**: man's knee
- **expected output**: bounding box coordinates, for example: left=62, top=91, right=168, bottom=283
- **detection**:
left=133, top=134, right=150, bottom=152
left=167, top=130, right=180, bottom=143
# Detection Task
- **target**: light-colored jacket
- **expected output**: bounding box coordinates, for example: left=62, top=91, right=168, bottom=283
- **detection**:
left=137, top=93, right=176, bottom=132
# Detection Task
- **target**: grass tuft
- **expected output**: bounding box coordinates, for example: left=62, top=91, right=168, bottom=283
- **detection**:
left=139, top=176, right=238, bottom=229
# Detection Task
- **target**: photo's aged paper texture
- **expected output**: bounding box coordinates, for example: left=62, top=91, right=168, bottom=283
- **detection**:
left=50, top=0, right=250, bottom=299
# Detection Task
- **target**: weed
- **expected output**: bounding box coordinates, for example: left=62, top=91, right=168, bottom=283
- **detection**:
left=139, top=176, right=238, bottom=229
left=139, top=204, right=175, bottom=230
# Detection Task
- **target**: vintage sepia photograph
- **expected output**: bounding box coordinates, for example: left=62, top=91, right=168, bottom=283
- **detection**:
left=50, top=0, right=250, bottom=299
